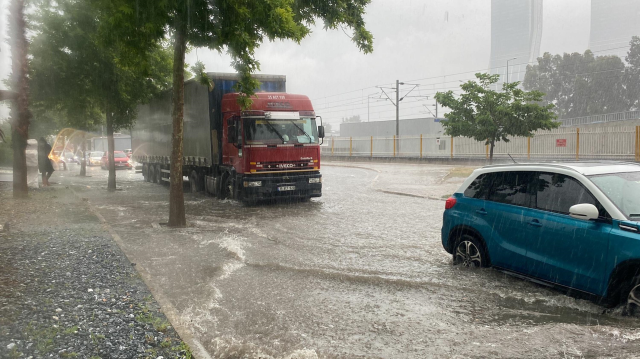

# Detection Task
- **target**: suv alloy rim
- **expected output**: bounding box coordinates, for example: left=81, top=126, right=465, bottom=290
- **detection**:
left=629, top=283, right=640, bottom=309
left=455, top=240, right=482, bottom=267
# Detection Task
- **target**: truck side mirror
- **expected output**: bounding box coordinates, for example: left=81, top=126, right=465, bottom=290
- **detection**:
left=228, top=125, right=236, bottom=144
left=318, top=125, right=325, bottom=139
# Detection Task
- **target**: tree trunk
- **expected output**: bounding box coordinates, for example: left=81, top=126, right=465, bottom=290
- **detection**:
left=106, top=112, right=116, bottom=191
left=489, top=141, right=495, bottom=164
left=79, top=134, right=86, bottom=176
left=168, top=21, right=187, bottom=227
left=9, top=0, right=30, bottom=198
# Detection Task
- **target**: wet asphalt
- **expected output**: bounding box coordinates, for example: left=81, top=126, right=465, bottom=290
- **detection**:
left=53, top=162, right=640, bottom=358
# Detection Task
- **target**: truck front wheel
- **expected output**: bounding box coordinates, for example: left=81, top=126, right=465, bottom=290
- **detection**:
left=218, top=172, right=233, bottom=200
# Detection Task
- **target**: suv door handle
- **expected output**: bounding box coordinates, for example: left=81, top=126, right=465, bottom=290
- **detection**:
left=528, top=219, right=542, bottom=227
left=476, top=209, right=488, bottom=215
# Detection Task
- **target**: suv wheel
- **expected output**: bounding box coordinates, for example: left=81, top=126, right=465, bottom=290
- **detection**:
left=624, top=276, right=640, bottom=315
left=453, top=234, right=488, bottom=268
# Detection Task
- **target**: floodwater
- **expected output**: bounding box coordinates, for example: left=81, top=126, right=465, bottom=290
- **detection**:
left=57, top=163, right=640, bottom=358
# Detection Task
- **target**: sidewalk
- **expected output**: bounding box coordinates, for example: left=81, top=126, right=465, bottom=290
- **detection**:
left=0, top=184, right=193, bottom=359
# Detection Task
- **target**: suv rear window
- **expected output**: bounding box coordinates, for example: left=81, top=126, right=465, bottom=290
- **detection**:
left=488, top=171, right=536, bottom=207
left=464, top=171, right=535, bottom=208
left=463, top=173, right=493, bottom=199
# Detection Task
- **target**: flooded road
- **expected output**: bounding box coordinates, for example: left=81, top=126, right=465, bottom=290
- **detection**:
left=58, top=163, right=640, bottom=358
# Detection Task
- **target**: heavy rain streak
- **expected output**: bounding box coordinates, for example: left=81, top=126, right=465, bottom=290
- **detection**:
left=2, top=1, right=640, bottom=358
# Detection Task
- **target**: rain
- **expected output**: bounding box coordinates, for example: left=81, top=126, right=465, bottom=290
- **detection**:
left=1, top=1, right=640, bottom=358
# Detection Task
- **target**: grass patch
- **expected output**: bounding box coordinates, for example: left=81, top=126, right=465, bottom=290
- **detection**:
left=25, top=323, right=59, bottom=354
left=8, top=347, right=23, bottom=359
left=171, top=342, right=193, bottom=359
left=63, top=325, right=78, bottom=334
left=136, top=311, right=170, bottom=333
left=60, top=352, right=79, bottom=358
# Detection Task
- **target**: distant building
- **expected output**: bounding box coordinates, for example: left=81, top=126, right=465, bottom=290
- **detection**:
left=489, top=0, right=543, bottom=88
left=589, top=0, right=640, bottom=59
left=339, top=118, right=444, bottom=138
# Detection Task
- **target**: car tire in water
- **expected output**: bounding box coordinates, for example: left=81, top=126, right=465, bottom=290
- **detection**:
left=623, top=275, right=640, bottom=315
left=453, top=234, right=489, bottom=268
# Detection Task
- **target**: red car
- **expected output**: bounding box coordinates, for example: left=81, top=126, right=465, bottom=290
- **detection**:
left=101, top=151, right=133, bottom=170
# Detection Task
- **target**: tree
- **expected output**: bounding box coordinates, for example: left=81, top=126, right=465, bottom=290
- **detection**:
left=30, top=0, right=172, bottom=190
left=9, top=0, right=31, bottom=198
left=435, top=73, right=558, bottom=163
left=624, top=36, right=640, bottom=110
left=523, top=50, right=628, bottom=118
left=101, top=0, right=374, bottom=227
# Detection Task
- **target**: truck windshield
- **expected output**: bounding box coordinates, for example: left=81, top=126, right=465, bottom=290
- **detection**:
left=244, top=117, right=318, bottom=145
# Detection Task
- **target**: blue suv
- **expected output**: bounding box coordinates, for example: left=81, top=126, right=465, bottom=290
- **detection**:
left=441, top=162, right=640, bottom=310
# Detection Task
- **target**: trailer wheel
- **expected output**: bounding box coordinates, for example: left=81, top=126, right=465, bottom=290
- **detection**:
left=154, top=165, right=162, bottom=184
left=189, top=171, right=202, bottom=193
left=148, top=165, right=155, bottom=183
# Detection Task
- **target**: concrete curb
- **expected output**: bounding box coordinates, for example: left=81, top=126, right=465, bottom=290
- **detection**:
left=68, top=187, right=212, bottom=359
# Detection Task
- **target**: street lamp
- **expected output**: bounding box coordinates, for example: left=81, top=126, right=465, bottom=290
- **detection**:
left=506, top=57, right=517, bottom=84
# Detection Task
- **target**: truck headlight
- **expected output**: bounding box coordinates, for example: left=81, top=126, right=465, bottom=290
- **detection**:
left=309, top=177, right=321, bottom=183
left=244, top=181, right=262, bottom=187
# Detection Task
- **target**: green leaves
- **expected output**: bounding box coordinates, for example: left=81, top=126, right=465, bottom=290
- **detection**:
left=523, top=48, right=630, bottom=118
left=435, top=73, right=559, bottom=158
left=29, top=0, right=173, bottom=132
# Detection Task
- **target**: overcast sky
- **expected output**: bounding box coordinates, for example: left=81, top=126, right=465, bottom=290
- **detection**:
left=0, top=0, right=591, bottom=128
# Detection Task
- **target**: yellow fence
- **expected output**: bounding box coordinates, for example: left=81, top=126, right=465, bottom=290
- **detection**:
left=325, top=126, right=640, bottom=161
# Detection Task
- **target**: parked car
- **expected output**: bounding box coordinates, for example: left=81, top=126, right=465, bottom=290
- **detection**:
left=442, top=162, right=640, bottom=310
left=101, top=151, right=133, bottom=170
left=87, top=151, right=103, bottom=166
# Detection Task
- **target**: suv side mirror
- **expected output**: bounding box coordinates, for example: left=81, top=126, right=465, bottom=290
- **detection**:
left=569, top=203, right=599, bottom=221
left=318, top=125, right=325, bottom=139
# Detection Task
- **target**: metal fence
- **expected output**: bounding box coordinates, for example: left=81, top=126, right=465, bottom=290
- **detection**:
left=324, top=126, right=640, bottom=161
left=558, top=110, right=640, bottom=127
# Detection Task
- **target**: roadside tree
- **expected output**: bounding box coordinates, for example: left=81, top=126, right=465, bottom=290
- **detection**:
left=435, top=73, right=558, bottom=163
left=8, top=0, right=30, bottom=197
left=30, top=0, right=172, bottom=190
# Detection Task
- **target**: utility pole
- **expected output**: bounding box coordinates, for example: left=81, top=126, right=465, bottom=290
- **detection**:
left=506, top=57, right=517, bottom=85
left=435, top=100, right=438, bottom=118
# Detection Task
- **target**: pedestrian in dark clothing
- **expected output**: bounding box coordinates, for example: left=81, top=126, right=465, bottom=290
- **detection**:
left=38, top=137, right=54, bottom=186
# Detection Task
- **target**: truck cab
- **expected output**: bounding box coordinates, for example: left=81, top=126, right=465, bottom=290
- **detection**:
left=209, top=92, right=324, bottom=202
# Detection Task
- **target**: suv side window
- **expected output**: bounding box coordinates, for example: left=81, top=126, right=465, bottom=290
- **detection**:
left=463, top=173, right=495, bottom=199
left=487, top=171, right=536, bottom=207
left=534, top=172, right=600, bottom=215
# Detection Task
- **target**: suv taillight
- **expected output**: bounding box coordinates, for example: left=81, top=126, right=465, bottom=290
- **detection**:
left=445, top=197, right=457, bottom=210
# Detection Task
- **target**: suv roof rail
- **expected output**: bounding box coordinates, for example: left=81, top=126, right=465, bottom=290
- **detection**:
left=481, top=160, right=640, bottom=172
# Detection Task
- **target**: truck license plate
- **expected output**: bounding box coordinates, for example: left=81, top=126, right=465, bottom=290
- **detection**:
left=278, top=185, right=295, bottom=191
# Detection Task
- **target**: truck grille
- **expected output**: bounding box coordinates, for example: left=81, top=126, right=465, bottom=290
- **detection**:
left=254, top=161, right=315, bottom=172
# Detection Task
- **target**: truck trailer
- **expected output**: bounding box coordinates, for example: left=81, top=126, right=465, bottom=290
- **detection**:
left=132, top=72, right=324, bottom=203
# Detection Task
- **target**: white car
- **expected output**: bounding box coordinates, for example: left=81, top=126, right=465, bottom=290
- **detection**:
left=87, top=151, right=102, bottom=166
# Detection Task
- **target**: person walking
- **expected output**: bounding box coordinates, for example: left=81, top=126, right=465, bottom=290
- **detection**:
left=37, top=137, right=54, bottom=186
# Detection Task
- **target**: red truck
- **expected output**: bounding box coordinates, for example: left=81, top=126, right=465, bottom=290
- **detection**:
left=132, top=73, right=324, bottom=203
